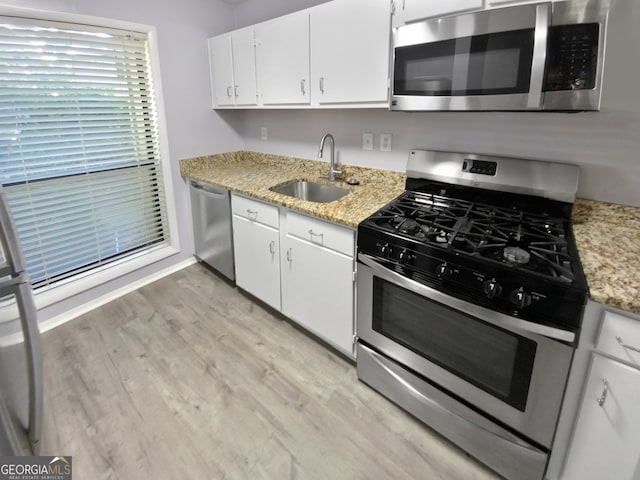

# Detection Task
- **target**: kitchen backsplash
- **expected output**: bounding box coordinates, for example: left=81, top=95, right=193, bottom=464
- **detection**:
left=235, top=107, right=640, bottom=208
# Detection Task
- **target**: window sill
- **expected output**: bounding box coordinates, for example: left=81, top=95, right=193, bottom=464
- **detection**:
left=0, top=244, right=180, bottom=326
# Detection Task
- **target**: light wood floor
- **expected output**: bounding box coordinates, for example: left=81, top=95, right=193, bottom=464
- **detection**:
left=40, top=263, right=501, bottom=479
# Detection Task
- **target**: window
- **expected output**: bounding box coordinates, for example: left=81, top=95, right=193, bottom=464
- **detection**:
left=0, top=17, right=171, bottom=289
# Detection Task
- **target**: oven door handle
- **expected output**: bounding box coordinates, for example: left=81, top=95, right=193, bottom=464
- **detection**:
left=357, top=253, right=575, bottom=344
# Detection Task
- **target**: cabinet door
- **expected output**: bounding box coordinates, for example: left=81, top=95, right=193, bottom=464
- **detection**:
left=255, top=12, right=310, bottom=105
left=281, top=235, right=354, bottom=355
left=208, top=35, right=235, bottom=107
left=394, top=0, right=484, bottom=26
left=311, top=0, right=390, bottom=105
left=231, top=28, right=257, bottom=106
left=562, top=355, right=640, bottom=480
left=232, top=215, right=280, bottom=310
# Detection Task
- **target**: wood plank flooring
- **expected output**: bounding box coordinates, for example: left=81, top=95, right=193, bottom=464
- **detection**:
left=40, top=263, right=501, bottom=479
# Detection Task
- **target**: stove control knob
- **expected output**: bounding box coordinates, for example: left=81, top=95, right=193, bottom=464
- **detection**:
left=436, top=263, right=452, bottom=279
left=483, top=278, right=502, bottom=299
left=510, top=287, right=532, bottom=309
left=398, top=249, right=411, bottom=264
left=378, top=243, right=390, bottom=257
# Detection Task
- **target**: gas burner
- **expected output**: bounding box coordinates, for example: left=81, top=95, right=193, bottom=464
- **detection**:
left=503, top=246, right=531, bottom=265
left=363, top=189, right=578, bottom=283
left=399, top=219, right=419, bottom=235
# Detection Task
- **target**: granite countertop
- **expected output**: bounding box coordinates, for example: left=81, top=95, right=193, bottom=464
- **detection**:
left=180, top=151, right=640, bottom=316
left=572, top=199, right=640, bottom=315
left=180, top=150, right=405, bottom=228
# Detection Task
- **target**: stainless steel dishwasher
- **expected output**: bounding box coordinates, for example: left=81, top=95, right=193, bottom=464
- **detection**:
left=189, top=179, right=235, bottom=281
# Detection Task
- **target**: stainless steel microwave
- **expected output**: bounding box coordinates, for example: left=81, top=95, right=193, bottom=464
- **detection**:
left=390, top=0, right=610, bottom=111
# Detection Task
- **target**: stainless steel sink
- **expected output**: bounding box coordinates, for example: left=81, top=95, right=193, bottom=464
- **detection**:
left=270, top=180, right=350, bottom=203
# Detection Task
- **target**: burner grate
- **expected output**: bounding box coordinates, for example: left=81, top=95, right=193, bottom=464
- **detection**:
left=369, top=191, right=575, bottom=282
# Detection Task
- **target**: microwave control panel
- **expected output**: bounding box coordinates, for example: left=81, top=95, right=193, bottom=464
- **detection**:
left=544, top=23, right=600, bottom=92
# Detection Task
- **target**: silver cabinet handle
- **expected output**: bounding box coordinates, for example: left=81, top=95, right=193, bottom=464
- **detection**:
left=286, top=248, right=292, bottom=262
left=319, top=77, right=324, bottom=94
left=246, top=208, right=258, bottom=220
left=301, top=79, right=306, bottom=95
left=597, top=379, right=608, bottom=407
left=269, top=240, right=275, bottom=255
left=308, top=229, right=324, bottom=243
left=226, top=86, right=233, bottom=98
left=234, top=85, right=239, bottom=97
left=616, top=336, right=640, bottom=353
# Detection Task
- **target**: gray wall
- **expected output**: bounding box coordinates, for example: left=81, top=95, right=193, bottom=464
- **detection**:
left=230, top=0, right=640, bottom=207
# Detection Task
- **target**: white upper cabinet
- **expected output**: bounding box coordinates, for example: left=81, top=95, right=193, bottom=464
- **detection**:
left=392, top=0, right=484, bottom=27
left=230, top=28, right=258, bottom=106
left=209, top=0, right=391, bottom=109
left=310, top=0, right=391, bottom=106
left=208, top=28, right=257, bottom=108
left=254, top=11, right=310, bottom=106
left=208, top=35, right=234, bottom=107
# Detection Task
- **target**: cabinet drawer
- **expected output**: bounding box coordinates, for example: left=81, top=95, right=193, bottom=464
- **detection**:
left=596, top=310, right=640, bottom=367
left=231, top=194, right=279, bottom=228
left=286, top=211, right=354, bottom=256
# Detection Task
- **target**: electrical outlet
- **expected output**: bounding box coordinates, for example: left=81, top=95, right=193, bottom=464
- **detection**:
left=380, top=133, right=392, bottom=152
left=261, top=127, right=268, bottom=141
left=362, top=133, right=374, bottom=151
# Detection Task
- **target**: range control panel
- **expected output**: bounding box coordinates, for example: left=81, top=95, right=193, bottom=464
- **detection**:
left=462, top=159, right=497, bottom=176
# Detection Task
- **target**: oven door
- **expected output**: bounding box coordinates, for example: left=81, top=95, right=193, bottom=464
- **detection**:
left=356, top=253, right=573, bottom=449
left=390, top=3, right=550, bottom=111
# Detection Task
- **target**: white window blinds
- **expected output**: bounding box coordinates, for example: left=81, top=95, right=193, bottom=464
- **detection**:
left=0, top=17, right=170, bottom=288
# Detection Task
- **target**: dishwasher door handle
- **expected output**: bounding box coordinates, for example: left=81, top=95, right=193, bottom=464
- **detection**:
left=190, top=180, right=227, bottom=198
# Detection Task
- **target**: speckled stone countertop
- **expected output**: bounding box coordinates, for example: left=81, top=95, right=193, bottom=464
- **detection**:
left=572, top=199, right=640, bottom=315
left=180, top=151, right=640, bottom=316
left=179, top=150, right=405, bottom=228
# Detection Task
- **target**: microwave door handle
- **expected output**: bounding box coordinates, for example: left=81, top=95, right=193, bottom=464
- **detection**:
left=528, top=3, right=550, bottom=108
left=357, top=253, right=575, bottom=344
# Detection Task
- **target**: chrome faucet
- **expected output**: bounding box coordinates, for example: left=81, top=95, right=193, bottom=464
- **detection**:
left=318, top=133, right=342, bottom=181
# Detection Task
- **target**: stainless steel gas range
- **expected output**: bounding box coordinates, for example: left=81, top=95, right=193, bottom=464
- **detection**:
left=355, top=150, right=588, bottom=480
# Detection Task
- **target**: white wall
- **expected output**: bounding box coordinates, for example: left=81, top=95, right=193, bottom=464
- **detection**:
left=1, top=0, right=243, bottom=324
left=229, top=0, right=640, bottom=207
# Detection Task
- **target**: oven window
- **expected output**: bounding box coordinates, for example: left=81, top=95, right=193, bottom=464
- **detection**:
left=372, top=278, right=536, bottom=411
left=394, top=29, right=535, bottom=97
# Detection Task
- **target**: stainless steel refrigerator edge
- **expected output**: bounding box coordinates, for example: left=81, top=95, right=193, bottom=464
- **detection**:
left=0, top=190, right=43, bottom=456
left=189, top=180, right=235, bottom=281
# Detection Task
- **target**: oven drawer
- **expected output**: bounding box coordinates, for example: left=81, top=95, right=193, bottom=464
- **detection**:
left=231, top=194, right=279, bottom=228
left=286, top=211, right=354, bottom=256
left=357, top=343, right=548, bottom=480
left=596, top=310, right=640, bottom=367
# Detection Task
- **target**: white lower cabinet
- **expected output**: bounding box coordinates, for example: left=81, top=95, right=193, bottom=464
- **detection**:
left=562, top=354, right=640, bottom=480
left=281, top=214, right=355, bottom=355
left=231, top=195, right=281, bottom=310
left=230, top=196, right=355, bottom=356
left=561, top=308, right=640, bottom=480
